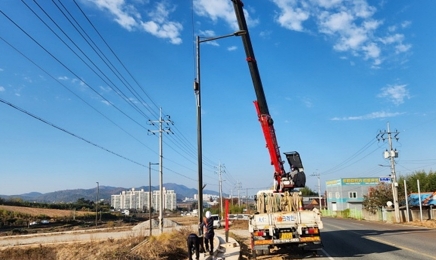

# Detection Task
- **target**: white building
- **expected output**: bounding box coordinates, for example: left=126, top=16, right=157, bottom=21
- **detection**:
left=111, top=187, right=177, bottom=211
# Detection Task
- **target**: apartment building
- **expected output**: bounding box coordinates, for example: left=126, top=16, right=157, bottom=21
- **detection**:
left=111, top=187, right=177, bottom=211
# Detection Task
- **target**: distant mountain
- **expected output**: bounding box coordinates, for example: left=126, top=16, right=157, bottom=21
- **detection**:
left=0, top=183, right=220, bottom=203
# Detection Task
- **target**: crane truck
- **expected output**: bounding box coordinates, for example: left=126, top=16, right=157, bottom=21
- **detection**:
left=231, top=0, right=323, bottom=257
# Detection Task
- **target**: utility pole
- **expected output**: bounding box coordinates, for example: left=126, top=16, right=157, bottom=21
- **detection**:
left=148, top=108, right=174, bottom=233
left=237, top=181, right=242, bottom=208
left=377, top=122, right=400, bottom=223
left=149, top=162, right=159, bottom=235
left=215, top=162, right=225, bottom=218
left=95, top=182, right=99, bottom=227
left=310, top=172, right=321, bottom=209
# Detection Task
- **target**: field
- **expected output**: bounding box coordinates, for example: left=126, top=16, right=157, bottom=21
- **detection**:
left=0, top=205, right=91, bottom=217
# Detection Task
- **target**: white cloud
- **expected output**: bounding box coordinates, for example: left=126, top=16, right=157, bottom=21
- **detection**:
left=101, top=100, right=111, bottom=106
left=270, top=0, right=410, bottom=66
left=227, top=46, right=237, bottom=51
left=0, top=86, right=5, bottom=92
left=302, top=97, right=313, bottom=108
left=331, top=111, right=402, bottom=121
left=401, top=20, right=411, bottom=28
left=90, top=0, right=138, bottom=30
left=88, top=0, right=182, bottom=44
left=272, top=0, right=310, bottom=32
left=193, top=0, right=258, bottom=30
left=141, top=2, right=182, bottom=44
left=58, top=76, right=69, bottom=81
left=313, top=0, right=342, bottom=9
left=377, top=84, right=410, bottom=105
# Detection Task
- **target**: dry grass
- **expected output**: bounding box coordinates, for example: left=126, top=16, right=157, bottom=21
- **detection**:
left=0, top=212, right=250, bottom=259
left=401, top=219, right=436, bottom=228
left=0, top=226, right=196, bottom=260
left=0, top=205, right=90, bottom=217
left=167, top=216, right=198, bottom=226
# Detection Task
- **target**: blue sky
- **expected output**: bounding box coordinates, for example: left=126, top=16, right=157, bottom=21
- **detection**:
left=1, top=0, right=435, bottom=196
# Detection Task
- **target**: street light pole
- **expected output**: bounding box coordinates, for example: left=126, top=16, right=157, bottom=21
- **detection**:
left=194, top=30, right=246, bottom=228
left=95, top=181, right=99, bottom=227
left=149, top=162, right=159, bottom=235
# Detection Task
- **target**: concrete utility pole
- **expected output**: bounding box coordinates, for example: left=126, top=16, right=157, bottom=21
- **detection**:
left=95, top=182, right=99, bottom=227
left=377, top=122, right=400, bottom=223
left=215, top=162, right=225, bottom=218
left=237, top=181, right=242, bottom=208
left=310, top=172, right=321, bottom=209
left=148, top=108, right=173, bottom=233
left=149, top=162, right=159, bottom=234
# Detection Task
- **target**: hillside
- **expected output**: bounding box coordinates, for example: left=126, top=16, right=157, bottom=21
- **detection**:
left=0, top=183, right=220, bottom=203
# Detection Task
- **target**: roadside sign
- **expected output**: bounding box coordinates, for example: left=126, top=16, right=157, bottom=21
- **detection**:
left=379, top=177, right=392, bottom=183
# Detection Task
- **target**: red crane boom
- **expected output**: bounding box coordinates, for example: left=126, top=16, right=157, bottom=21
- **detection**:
left=231, top=0, right=306, bottom=191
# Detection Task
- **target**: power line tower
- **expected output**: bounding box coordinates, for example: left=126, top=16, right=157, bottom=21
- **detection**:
left=377, top=122, right=400, bottom=223
left=148, top=107, right=174, bottom=233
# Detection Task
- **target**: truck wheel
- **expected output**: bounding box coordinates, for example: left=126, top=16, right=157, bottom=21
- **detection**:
left=263, top=249, right=270, bottom=255
left=255, top=250, right=264, bottom=256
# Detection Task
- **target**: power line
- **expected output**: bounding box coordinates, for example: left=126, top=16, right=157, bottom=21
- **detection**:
left=0, top=97, right=146, bottom=167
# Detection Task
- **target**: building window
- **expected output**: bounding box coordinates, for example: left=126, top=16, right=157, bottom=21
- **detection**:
left=349, top=192, right=357, bottom=198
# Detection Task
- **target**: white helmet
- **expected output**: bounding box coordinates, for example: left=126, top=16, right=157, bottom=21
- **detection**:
left=205, top=211, right=211, bottom=218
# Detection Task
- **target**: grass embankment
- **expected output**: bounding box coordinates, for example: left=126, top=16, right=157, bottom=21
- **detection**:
left=0, top=206, right=251, bottom=260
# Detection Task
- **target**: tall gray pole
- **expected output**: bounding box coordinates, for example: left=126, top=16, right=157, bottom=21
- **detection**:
left=159, top=108, right=164, bottom=234
left=149, top=162, right=152, bottom=234
left=95, top=182, right=99, bottom=227
left=148, top=108, right=173, bottom=234
left=418, top=179, right=423, bottom=221
left=149, top=162, right=159, bottom=235
left=317, top=175, right=321, bottom=209
left=404, top=179, right=409, bottom=222
left=386, top=123, right=400, bottom=223
left=195, top=35, right=204, bottom=229
left=218, top=162, right=223, bottom=218
left=194, top=31, right=245, bottom=228
left=310, top=172, right=321, bottom=209
left=237, top=181, right=241, bottom=208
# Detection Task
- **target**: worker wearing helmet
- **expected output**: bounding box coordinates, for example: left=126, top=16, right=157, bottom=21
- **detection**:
left=201, top=211, right=215, bottom=256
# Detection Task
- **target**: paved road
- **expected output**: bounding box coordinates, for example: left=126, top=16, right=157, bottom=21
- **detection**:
left=320, top=217, right=436, bottom=260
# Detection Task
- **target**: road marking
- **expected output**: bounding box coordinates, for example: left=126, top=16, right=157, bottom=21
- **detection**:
left=365, top=236, right=436, bottom=260
left=321, top=248, right=334, bottom=260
